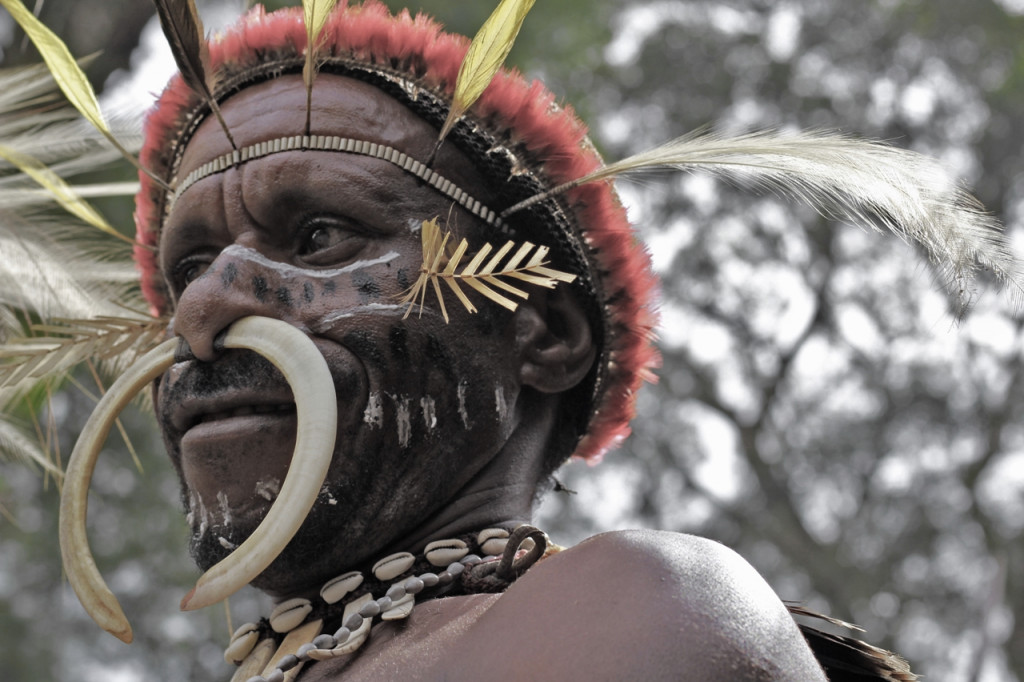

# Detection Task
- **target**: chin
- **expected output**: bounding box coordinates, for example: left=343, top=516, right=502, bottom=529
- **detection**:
left=185, top=480, right=384, bottom=596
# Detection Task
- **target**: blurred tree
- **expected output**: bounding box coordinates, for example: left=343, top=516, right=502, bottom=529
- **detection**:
left=1, top=0, right=1022, bottom=681
left=537, top=2, right=1024, bottom=681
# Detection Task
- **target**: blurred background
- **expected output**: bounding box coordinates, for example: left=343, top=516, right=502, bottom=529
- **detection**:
left=1, top=0, right=1022, bottom=680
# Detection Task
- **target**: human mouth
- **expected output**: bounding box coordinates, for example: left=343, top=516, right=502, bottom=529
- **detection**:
left=193, top=401, right=296, bottom=426
left=178, top=396, right=297, bottom=444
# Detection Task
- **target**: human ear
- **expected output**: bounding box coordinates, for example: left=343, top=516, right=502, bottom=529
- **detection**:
left=516, top=286, right=597, bottom=394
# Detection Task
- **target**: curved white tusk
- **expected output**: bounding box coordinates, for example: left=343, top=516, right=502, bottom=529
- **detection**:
left=59, top=316, right=338, bottom=640
left=180, top=316, right=338, bottom=611
left=59, top=337, right=178, bottom=643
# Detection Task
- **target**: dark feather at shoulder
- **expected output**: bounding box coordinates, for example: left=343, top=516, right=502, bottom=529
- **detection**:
left=786, top=603, right=919, bottom=682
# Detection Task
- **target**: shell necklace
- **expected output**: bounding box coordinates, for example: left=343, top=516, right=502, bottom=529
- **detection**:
left=226, top=525, right=553, bottom=682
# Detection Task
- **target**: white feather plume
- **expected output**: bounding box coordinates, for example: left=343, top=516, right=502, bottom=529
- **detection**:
left=0, top=64, right=152, bottom=470
left=503, top=129, right=1019, bottom=312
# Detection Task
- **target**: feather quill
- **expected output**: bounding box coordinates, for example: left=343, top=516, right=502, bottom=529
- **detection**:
left=302, top=0, right=339, bottom=136
left=431, top=0, right=535, bottom=160
left=152, top=0, right=236, bottom=150
left=502, top=129, right=1019, bottom=313
left=0, top=0, right=165, bottom=187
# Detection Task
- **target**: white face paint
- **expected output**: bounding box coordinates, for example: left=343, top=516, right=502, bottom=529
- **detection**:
left=319, top=486, right=339, bottom=506
left=220, top=244, right=399, bottom=279
left=394, top=394, right=412, bottom=447
left=494, top=384, right=507, bottom=417
left=457, top=380, right=471, bottom=429
left=363, top=392, right=384, bottom=427
left=189, top=489, right=211, bottom=539
left=420, top=396, right=437, bottom=429
left=317, top=303, right=412, bottom=332
left=254, top=478, right=281, bottom=502
left=216, top=490, right=233, bottom=526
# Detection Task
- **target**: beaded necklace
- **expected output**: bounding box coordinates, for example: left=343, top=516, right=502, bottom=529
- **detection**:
left=227, top=525, right=553, bottom=682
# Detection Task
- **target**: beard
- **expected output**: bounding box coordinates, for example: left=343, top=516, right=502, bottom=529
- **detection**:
left=185, top=478, right=372, bottom=592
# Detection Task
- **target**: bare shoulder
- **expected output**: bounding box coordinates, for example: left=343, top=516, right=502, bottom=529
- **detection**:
left=448, top=529, right=827, bottom=681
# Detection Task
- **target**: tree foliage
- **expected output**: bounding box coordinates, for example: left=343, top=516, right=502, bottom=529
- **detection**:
left=537, top=2, right=1024, bottom=680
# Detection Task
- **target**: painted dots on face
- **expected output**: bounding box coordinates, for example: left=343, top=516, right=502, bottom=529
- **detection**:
left=352, top=270, right=382, bottom=303
left=253, top=276, right=269, bottom=302
left=221, top=262, right=237, bottom=288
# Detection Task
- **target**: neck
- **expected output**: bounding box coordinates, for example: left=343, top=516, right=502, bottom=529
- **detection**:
left=260, top=392, right=560, bottom=603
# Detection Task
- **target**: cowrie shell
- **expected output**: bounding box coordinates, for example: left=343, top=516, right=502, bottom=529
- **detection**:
left=478, top=528, right=510, bottom=556
left=320, top=570, right=364, bottom=604
left=269, top=597, right=312, bottom=633
left=224, top=622, right=260, bottom=664
left=372, top=552, right=415, bottom=581
left=424, top=538, right=468, bottom=567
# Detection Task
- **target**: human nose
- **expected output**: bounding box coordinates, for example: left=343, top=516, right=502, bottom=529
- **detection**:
left=172, top=249, right=307, bottom=362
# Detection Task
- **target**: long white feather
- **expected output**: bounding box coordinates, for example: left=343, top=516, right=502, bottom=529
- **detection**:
left=503, top=129, right=1019, bottom=312
left=0, top=64, right=155, bottom=469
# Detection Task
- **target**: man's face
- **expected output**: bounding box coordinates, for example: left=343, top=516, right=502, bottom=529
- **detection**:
left=155, top=75, right=526, bottom=595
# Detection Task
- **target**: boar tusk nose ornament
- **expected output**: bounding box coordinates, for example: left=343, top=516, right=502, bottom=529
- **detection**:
left=59, top=316, right=338, bottom=642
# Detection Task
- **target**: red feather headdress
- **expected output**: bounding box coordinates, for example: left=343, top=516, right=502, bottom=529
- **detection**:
left=134, top=1, right=661, bottom=464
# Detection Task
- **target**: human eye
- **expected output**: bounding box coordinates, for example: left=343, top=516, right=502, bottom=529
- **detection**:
left=171, top=253, right=215, bottom=293
left=296, top=215, right=369, bottom=266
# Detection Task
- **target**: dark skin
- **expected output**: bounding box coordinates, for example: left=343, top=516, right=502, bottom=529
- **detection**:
left=156, top=74, right=827, bottom=680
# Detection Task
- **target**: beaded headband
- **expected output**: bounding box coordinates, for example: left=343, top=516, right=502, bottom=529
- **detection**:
left=169, top=134, right=503, bottom=228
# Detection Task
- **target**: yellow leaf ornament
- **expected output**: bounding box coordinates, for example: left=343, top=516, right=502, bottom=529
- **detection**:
left=400, top=218, right=576, bottom=323
left=0, top=144, right=131, bottom=244
left=302, top=0, right=340, bottom=134
left=433, top=0, right=535, bottom=155
left=0, top=0, right=151, bottom=180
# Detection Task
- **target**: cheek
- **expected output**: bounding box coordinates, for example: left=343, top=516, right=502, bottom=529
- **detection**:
left=351, top=270, right=384, bottom=302
left=358, top=323, right=518, bottom=445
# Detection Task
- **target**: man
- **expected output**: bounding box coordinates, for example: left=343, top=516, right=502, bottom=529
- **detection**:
left=13, top=0, right=981, bottom=678
left=120, top=3, right=842, bottom=679
left=151, top=56, right=825, bottom=682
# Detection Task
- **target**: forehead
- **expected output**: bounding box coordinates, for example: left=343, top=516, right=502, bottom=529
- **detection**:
left=174, top=73, right=490, bottom=206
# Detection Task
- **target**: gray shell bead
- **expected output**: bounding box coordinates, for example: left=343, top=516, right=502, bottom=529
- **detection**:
left=381, top=593, right=416, bottom=621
